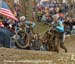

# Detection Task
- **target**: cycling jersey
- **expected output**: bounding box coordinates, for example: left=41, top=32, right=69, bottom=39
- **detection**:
left=53, top=20, right=64, bottom=32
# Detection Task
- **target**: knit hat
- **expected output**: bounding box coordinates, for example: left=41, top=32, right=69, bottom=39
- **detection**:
left=20, top=16, right=26, bottom=21
left=52, top=14, right=59, bottom=19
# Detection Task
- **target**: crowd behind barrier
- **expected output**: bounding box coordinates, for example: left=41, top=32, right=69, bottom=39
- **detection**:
left=32, top=1, right=75, bottom=35
left=0, top=1, right=75, bottom=35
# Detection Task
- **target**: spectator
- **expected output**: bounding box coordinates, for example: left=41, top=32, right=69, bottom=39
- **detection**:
left=69, top=19, right=73, bottom=34
left=64, top=17, right=71, bottom=35
left=0, top=19, right=4, bottom=27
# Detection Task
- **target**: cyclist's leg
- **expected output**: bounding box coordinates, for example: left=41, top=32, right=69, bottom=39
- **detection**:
left=60, top=32, right=67, bottom=52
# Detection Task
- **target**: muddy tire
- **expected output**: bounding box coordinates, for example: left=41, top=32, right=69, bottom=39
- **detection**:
left=15, top=30, right=30, bottom=49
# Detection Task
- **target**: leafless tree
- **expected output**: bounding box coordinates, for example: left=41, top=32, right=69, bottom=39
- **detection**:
left=20, top=0, right=33, bottom=20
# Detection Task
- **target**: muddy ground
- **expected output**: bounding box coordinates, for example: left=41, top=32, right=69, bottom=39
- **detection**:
left=0, top=36, right=75, bottom=64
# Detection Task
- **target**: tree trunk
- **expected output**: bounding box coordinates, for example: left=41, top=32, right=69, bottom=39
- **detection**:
left=73, top=0, right=75, bottom=18
left=20, top=0, right=33, bottom=20
left=5, top=0, right=14, bottom=9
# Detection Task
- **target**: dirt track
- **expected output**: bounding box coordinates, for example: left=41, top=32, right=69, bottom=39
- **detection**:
left=0, top=36, right=75, bottom=64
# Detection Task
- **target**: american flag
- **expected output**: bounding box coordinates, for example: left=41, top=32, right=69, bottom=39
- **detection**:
left=0, top=0, right=18, bottom=21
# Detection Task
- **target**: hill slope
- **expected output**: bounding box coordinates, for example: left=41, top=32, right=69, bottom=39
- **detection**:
left=0, top=36, right=75, bottom=64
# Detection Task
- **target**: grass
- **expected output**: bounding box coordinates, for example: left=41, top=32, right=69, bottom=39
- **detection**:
left=34, top=22, right=48, bottom=34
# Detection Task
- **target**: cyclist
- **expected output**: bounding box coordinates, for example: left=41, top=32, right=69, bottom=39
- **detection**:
left=50, top=15, right=67, bottom=52
left=17, top=16, right=36, bottom=33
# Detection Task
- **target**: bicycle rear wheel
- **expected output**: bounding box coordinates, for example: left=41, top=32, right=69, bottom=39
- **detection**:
left=15, top=30, right=30, bottom=49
